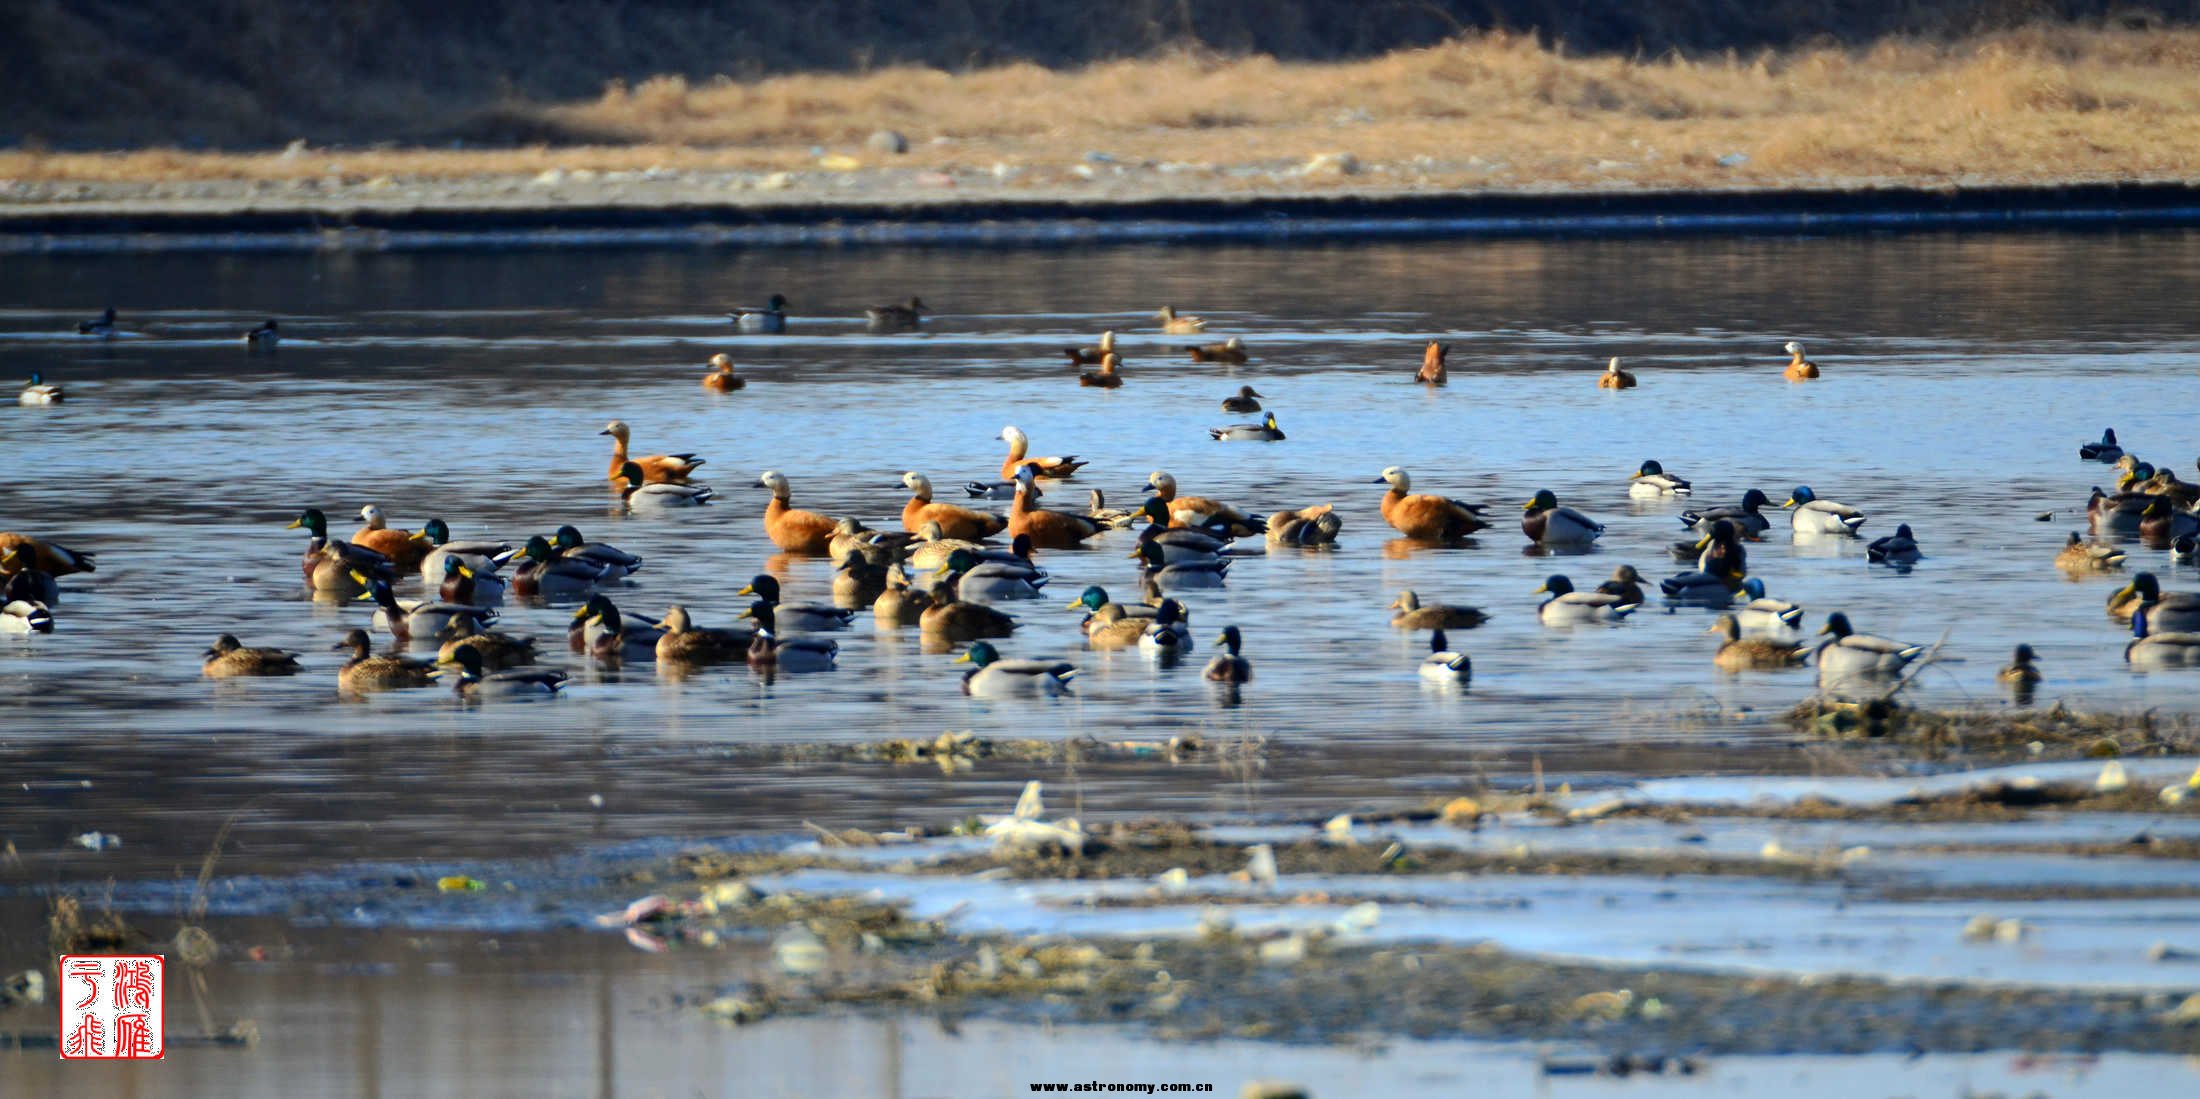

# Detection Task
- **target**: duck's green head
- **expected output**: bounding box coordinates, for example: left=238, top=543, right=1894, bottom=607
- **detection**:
left=2012, top=643, right=2038, bottom=664
left=1534, top=575, right=1574, bottom=596
left=352, top=576, right=396, bottom=606
left=422, top=518, right=452, bottom=546
left=1524, top=489, right=1559, bottom=513
left=287, top=508, right=328, bottom=536
left=740, top=600, right=778, bottom=633
left=1820, top=612, right=1855, bottom=638
left=616, top=461, right=647, bottom=488
left=27, top=372, right=42, bottom=386
left=1067, top=585, right=1110, bottom=613
left=738, top=574, right=782, bottom=602
left=1632, top=460, right=1664, bottom=479
left=1152, top=599, right=1185, bottom=625
left=938, top=549, right=981, bottom=577
left=1139, top=497, right=1171, bottom=526
left=571, top=594, right=612, bottom=624
left=768, top=293, right=788, bottom=310
left=522, top=535, right=555, bottom=562
left=1010, top=533, right=1035, bottom=559
left=1215, top=624, right=1242, bottom=652
left=553, top=525, right=586, bottom=550
left=954, top=640, right=1001, bottom=667
left=1428, top=628, right=1449, bottom=653
left=443, top=556, right=470, bottom=578
left=1130, top=540, right=1167, bottom=567
left=1783, top=486, right=1817, bottom=508
left=437, top=645, right=486, bottom=681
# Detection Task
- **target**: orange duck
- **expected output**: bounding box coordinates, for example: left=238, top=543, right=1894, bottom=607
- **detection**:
left=998, top=426, right=1087, bottom=480
left=901, top=472, right=1008, bottom=541
left=758, top=470, right=839, bottom=554
left=1415, top=342, right=1449, bottom=385
left=1008, top=470, right=1107, bottom=550
left=600, top=420, right=705, bottom=484
left=1374, top=467, right=1488, bottom=541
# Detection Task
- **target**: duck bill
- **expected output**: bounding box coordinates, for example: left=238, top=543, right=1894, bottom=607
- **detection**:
left=284, top=518, right=304, bottom=529
left=951, top=651, right=973, bottom=664
left=1531, top=584, right=1548, bottom=594
left=736, top=584, right=756, bottom=595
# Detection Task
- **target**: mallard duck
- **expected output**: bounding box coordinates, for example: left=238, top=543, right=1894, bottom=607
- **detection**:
left=873, top=564, right=933, bottom=628
left=419, top=519, right=514, bottom=580
left=1266, top=504, right=1341, bottom=546
left=2055, top=531, right=2126, bottom=573
left=617, top=461, right=713, bottom=509
left=436, top=618, right=539, bottom=672
left=1132, top=503, right=1235, bottom=560
left=1080, top=602, right=1157, bottom=649
left=1147, top=471, right=1264, bottom=536
left=1628, top=460, right=1692, bottom=497
left=2080, top=428, right=2122, bottom=462
left=1374, top=467, right=1486, bottom=541
left=902, top=472, right=1008, bottom=540
left=1783, top=486, right=1867, bottom=536
left=1085, top=490, right=1141, bottom=529
left=600, top=420, right=704, bottom=485
left=2142, top=467, right=2200, bottom=510
left=1999, top=644, right=2044, bottom=689
left=2108, top=573, right=2200, bottom=630
left=866, top=297, right=926, bottom=332
left=1063, top=330, right=1117, bottom=366
left=702, top=353, right=746, bottom=392
left=998, top=426, right=1087, bottom=481
left=653, top=604, right=754, bottom=665
left=357, top=576, right=495, bottom=643
left=759, top=470, right=838, bottom=553
left=832, top=549, right=890, bottom=607
left=1137, top=599, right=1194, bottom=655
left=1079, top=353, right=1124, bottom=388
left=957, top=640, right=1075, bottom=696
left=202, top=634, right=302, bottom=677
left=1782, top=340, right=1819, bottom=381
left=437, top=555, right=506, bottom=607
left=1210, top=412, right=1284, bottom=441
left=937, top=546, right=1047, bottom=601
left=1693, top=519, right=1750, bottom=582
left=2140, top=498, right=2200, bottom=545
left=1220, top=385, right=1264, bottom=413
left=77, top=307, right=117, bottom=337
left=729, top=294, right=788, bottom=333
left=353, top=505, right=431, bottom=572
left=1, top=549, right=58, bottom=606
left=1660, top=568, right=1736, bottom=608
left=1596, top=565, right=1648, bottom=606
left=1417, top=629, right=1471, bottom=683
left=2128, top=606, right=2200, bottom=666
left=1155, top=305, right=1205, bottom=334
left=1734, top=578, right=1805, bottom=639
left=1536, top=575, right=1638, bottom=624
left=2087, top=485, right=2153, bottom=536
left=1709, top=615, right=1805, bottom=672
left=1133, top=539, right=1227, bottom=588
left=551, top=525, right=641, bottom=578
left=1596, top=356, right=1637, bottom=389
left=1068, top=585, right=1156, bottom=634
left=571, top=595, right=663, bottom=661
left=333, top=629, right=435, bottom=692
left=434, top=646, right=567, bottom=699
left=1415, top=341, right=1448, bottom=385
left=1522, top=490, right=1603, bottom=545
left=1205, top=626, right=1252, bottom=683
left=287, top=509, right=394, bottom=596
left=1009, top=472, right=1107, bottom=550
left=738, top=574, right=856, bottom=630
left=1814, top=613, right=1923, bottom=687
left=1681, top=489, right=1771, bottom=537
left=1867, top=523, right=1923, bottom=565
left=1187, top=336, right=1248, bottom=364
left=2, top=596, right=54, bottom=634
left=742, top=602, right=840, bottom=670
left=514, top=536, right=616, bottom=600
left=0, top=533, right=95, bottom=577
left=18, top=372, right=62, bottom=405
left=1389, top=590, right=1487, bottom=630
left=242, top=320, right=279, bottom=348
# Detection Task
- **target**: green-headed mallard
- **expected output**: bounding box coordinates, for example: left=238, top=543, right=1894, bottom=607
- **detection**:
left=601, top=420, right=704, bottom=484
left=2128, top=607, right=2200, bottom=666
left=1682, top=489, right=1772, bottom=537
left=1867, top=523, right=1922, bottom=565
left=729, top=293, right=788, bottom=333
left=1813, top=612, right=1923, bottom=683
left=956, top=640, right=1075, bottom=696
left=1389, top=590, right=1488, bottom=630
left=1418, top=629, right=1471, bottom=683
left=1735, top=578, right=1805, bottom=639
left=356, top=575, right=495, bottom=643
left=2139, top=497, right=2200, bottom=545
left=738, top=574, right=856, bottom=630
left=333, top=628, right=434, bottom=692
left=1204, top=626, right=1251, bottom=683
left=241, top=319, right=279, bottom=348
left=1133, top=539, right=1228, bottom=588
left=1660, top=568, right=1736, bottom=608
left=2087, top=485, right=2153, bottom=536
left=1068, top=585, right=1155, bottom=635
left=1628, top=460, right=1692, bottom=498
left=434, top=645, right=566, bottom=699
left=2109, top=573, right=2200, bottom=630
left=514, top=535, right=615, bottom=600
left=571, top=595, right=663, bottom=661
left=18, top=372, right=63, bottom=405
left=419, top=519, right=514, bottom=581
left=617, top=461, right=713, bottom=509
left=2079, top=428, right=2122, bottom=462
left=936, top=546, right=1047, bottom=602
left=1138, top=599, right=1194, bottom=657
left=0, top=546, right=60, bottom=605
left=1374, top=467, right=1486, bottom=541
left=288, top=509, right=393, bottom=596
left=551, top=525, right=641, bottom=578
left=1522, top=489, right=1603, bottom=546
left=743, top=602, right=840, bottom=671
left=202, top=634, right=302, bottom=677
left=1536, top=575, right=1637, bottom=624
left=1709, top=615, right=1804, bottom=672
left=437, top=555, right=506, bottom=607
left=1, top=594, right=52, bottom=634
left=1209, top=412, right=1284, bottom=442
left=1783, top=486, right=1866, bottom=536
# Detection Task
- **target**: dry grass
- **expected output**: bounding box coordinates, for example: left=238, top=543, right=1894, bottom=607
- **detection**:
left=6, top=28, right=2200, bottom=193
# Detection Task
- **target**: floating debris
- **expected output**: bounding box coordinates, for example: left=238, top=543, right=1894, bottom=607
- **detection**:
left=983, top=780, right=1089, bottom=855
left=71, top=831, right=120, bottom=851
left=435, top=876, right=484, bottom=893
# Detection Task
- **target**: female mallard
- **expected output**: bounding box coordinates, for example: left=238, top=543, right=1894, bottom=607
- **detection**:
left=1220, top=386, right=1264, bottom=413
left=1814, top=612, right=1924, bottom=682
left=956, top=640, right=1076, bottom=696
left=1155, top=305, right=1205, bottom=334
left=1085, top=490, right=1142, bottom=529
left=1389, top=590, right=1488, bottom=630
left=2128, top=607, right=2200, bottom=666
left=513, top=536, right=615, bottom=600
left=357, top=576, right=496, bottom=643
left=743, top=602, right=840, bottom=670
left=600, top=420, right=704, bottom=484
left=1596, top=357, right=1637, bottom=389
left=419, top=520, right=513, bottom=581
left=77, top=307, right=116, bottom=337
left=1782, top=340, right=1819, bottom=381
left=242, top=320, right=279, bottom=348
left=1137, top=599, right=1194, bottom=656
left=2, top=595, right=53, bottom=634
left=1596, top=565, right=1647, bottom=606
left=436, top=618, right=539, bottom=672
left=1735, top=578, right=1805, bottom=639
left=1867, top=523, right=1923, bottom=565
left=1628, top=460, right=1692, bottom=497
left=202, top=634, right=302, bottom=677
left=1374, top=467, right=1486, bottom=541
left=287, top=509, right=393, bottom=596
left=1782, top=486, right=1867, bottom=536
left=702, top=353, right=746, bottom=392
left=571, top=595, right=664, bottom=661
left=551, top=525, right=641, bottom=578
left=1147, top=471, right=1264, bottom=536
left=1080, top=602, right=1156, bottom=649
left=353, top=505, right=431, bottom=572
left=729, top=294, right=788, bottom=333
left=866, top=297, right=926, bottom=332
left=1063, top=330, right=1117, bottom=366
left=759, top=470, right=838, bottom=553
left=1415, top=342, right=1448, bottom=385
left=1210, top=412, right=1284, bottom=442
left=1079, top=352, right=1124, bottom=388
left=1536, top=575, right=1638, bottom=625
left=2055, top=532, right=2125, bottom=573
left=333, top=629, right=435, bottom=692
left=2080, top=428, right=2122, bottom=462
left=437, top=555, right=506, bottom=608
left=738, top=574, right=857, bottom=630
left=1681, top=489, right=1771, bottom=537
left=1709, top=615, right=1805, bottom=672
left=2108, top=573, right=2200, bottom=630
left=873, top=564, right=933, bottom=628
left=901, top=472, right=1008, bottom=541
left=998, top=426, right=1088, bottom=480
left=1522, top=490, right=1603, bottom=546
left=1009, top=473, right=1107, bottom=550
left=937, top=546, right=1047, bottom=601
left=1133, top=539, right=1228, bottom=588
left=1418, top=629, right=1472, bottom=683
left=1, top=548, right=59, bottom=605
left=654, top=604, right=754, bottom=665
left=1999, top=644, right=2044, bottom=689
left=1204, top=626, right=1252, bottom=683
left=1267, top=504, right=1341, bottom=547
left=1187, top=336, right=1248, bottom=364
left=435, top=646, right=567, bottom=699
left=617, top=462, right=713, bottom=509
left=0, top=533, right=95, bottom=577
left=18, top=372, right=63, bottom=405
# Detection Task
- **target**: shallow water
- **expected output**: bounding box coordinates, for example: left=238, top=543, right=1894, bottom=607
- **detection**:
left=4, top=233, right=2200, bottom=879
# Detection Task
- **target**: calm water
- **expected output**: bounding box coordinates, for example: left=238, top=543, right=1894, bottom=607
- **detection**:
left=3, top=233, right=2200, bottom=879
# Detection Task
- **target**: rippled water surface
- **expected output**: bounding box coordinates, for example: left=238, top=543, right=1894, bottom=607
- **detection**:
left=4, top=232, right=2199, bottom=875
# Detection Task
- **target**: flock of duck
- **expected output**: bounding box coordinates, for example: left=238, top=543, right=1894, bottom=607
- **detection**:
left=10, top=303, right=2200, bottom=706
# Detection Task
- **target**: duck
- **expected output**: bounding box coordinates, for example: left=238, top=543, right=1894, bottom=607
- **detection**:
left=1867, top=523, right=1923, bottom=565
left=1782, top=340, right=1819, bottom=381
left=1132, top=502, right=1237, bottom=559
left=1782, top=486, right=1867, bottom=536
left=1155, top=305, right=1205, bottom=334
left=902, top=472, right=1008, bottom=540
left=201, top=634, right=303, bottom=677
left=1522, top=490, right=1604, bottom=545
left=1147, top=471, right=1264, bottom=536
left=1814, top=613, right=1924, bottom=682
left=2140, top=498, right=2200, bottom=545
left=1081, top=602, right=1158, bottom=649
left=873, top=564, right=934, bottom=628
left=1596, top=356, right=1637, bottom=389
left=738, top=574, right=857, bottom=631
left=1204, top=626, right=1252, bottom=683
left=2087, top=485, right=2154, bottom=536
left=1596, top=565, right=1648, bottom=606
left=1660, top=568, right=1737, bottom=608
left=1067, top=585, right=1156, bottom=636
left=1079, top=352, right=1125, bottom=388
left=1136, top=599, right=1195, bottom=656
left=1734, top=578, right=1805, bottom=640
left=1999, top=644, right=2044, bottom=690
left=287, top=509, right=394, bottom=596
left=1063, top=330, right=1117, bottom=366
left=0, top=533, right=94, bottom=577
left=333, top=629, right=436, bottom=692
left=956, top=640, right=1076, bottom=696
left=1133, top=539, right=1228, bottom=588
left=617, top=461, right=714, bottom=509
left=436, top=555, right=506, bottom=608
left=865, top=297, right=926, bottom=332
left=77, top=307, right=116, bottom=337
left=2, top=596, right=54, bottom=634
left=600, top=421, right=704, bottom=485
left=2127, top=606, right=2200, bottom=666
left=512, top=535, right=617, bottom=601
left=2174, top=534, right=2198, bottom=564
left=1008, top=471, right=1108, bottom=550
left=759, top=470, right=839, bottom=553
left=653, top=604, right=754, bottom=665
left=2080, top=428, right=2122, bottom=462
left=938, top=546, right=1048, bottom=601
left=18, top=372, right=63, bottom=405
left=571, top=595, right=664, bottom=661
left=2108, top=573, right=2200, bottom=631
left=1536, top=575, right=1638, bottom=625
left=243, top=320, right=279, bottom=348
left=1, top=549, right=59, bottom=606
left=551, top=525, right=642, bottom=578
left=1210, top=412, right=1285, bottom=441
left=729, top=293, right=789, bottom=333
left=1681, top=489, right=1772, bottom=537
left=2055, top=531, right=2126, bottom=573
left=2142, top=468, right=2200, bottom=510
left=1709, top=615, right=1805, bottom=672
left=1186, top=336, right=1249, bottom=364
left=353, top=505, right=431, bottom=572
left=832, top=547, right=891, bottom=606
left=1689, top=519, right=1750, bottom=584
left=1374, top=467, right=1486, bottom=541
left=1389, top=590, right=1488, bottom=630
left=830, top=518, right=915, bottom=567
left=356, top=576, right=496, bottom=643
left=702, top=353, right=746, bottom=392
left=1219, top=385, right=1264, bottom=413
left=1415, top=341, right=1449, bottom=385
left=435, top=618, right=539, bottom=672
left=434, top=646, right=567, bottom=699
left=1266, top=504, right=1342, bottom=547
left=419, top=520, right=514, bottom=581
left=907, top=521, right=998, bottom=571
left=1418, top=629, right=1472, bottom=683
left=740, top=603, right=840, bottom=670
left=1628, top=460, right=1692, bottom=497
left=998, top=426, right=1088, bottom=480
left=1085, top=490, right=1142, bottom=529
